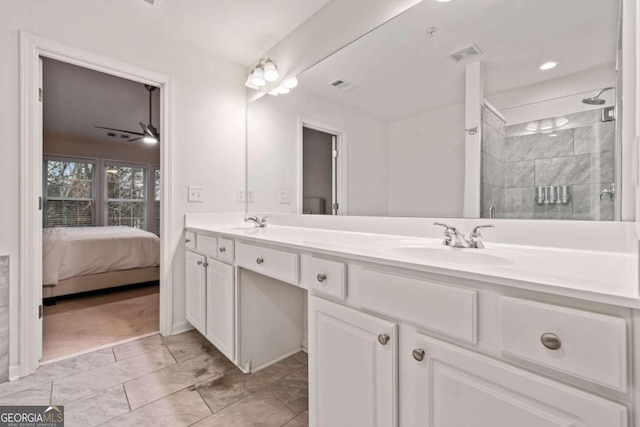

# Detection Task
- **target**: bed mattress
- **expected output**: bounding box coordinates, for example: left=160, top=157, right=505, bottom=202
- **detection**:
left=43, top=226, right=160, bottom=285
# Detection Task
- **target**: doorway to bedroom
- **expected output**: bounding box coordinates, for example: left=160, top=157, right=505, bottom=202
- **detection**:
left=40, top=57, right=161, bottom=361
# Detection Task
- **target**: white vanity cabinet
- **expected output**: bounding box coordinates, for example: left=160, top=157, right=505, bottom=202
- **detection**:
left=185, top=250, right=207, bottom=335
left=309, top=295, right=398, bottom=427
left=401, top=330, right=627, bottom=427
left=205, top=258, right=235, bottom=361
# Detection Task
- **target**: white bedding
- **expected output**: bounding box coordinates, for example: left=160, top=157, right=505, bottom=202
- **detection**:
left=43, top=226, right=160, bottom=285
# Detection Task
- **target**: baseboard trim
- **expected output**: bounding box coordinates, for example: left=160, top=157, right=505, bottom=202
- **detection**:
left=9, top=364, right=21, bottom=382
left=171, top=321, right=194, bottom=336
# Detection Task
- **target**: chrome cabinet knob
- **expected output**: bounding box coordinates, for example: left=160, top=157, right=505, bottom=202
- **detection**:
left=378, top=334, right=390, bottom=345
left=412, top=348, right=426, bottom=361
left=317, top=273, right=327, bottom=283
left=196, top=260, right=203, bottom=266
left=219, top=247, right=226, bottom=253
left=203, top=262, right=209, bottom=268
left=185, top=238, right=191, bottom=243
left=256, top=257, right=264, bottom=265
left=540, top=333, right=561, bottom=350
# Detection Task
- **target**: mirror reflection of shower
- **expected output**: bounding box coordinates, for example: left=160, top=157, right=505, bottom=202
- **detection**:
left=481, top=85, right=618, bottom=221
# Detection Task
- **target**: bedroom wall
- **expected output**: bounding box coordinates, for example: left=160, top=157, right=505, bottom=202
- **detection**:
left=1, top=1, right=247, bottom=376
left=44, top=131, right=161, bottom=232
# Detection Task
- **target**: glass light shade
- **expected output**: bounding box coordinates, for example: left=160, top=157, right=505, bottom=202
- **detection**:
left=284, top=77, right=298, bottom=89
left=251, top=66, right=266, bottom=86
left=263, top=60, right=279, bottom=82
left=143, top=136, right=158, bottom=144
left=277, top=86, right=290, bottom=94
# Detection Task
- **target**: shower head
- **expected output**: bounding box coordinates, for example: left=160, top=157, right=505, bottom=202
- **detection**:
left=582, top=86, right=615, bottom=105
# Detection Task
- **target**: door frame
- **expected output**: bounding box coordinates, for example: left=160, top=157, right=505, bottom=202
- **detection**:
left=297, top=117, right=348, bottom=215
left=18, top=32, right=174, bottom=378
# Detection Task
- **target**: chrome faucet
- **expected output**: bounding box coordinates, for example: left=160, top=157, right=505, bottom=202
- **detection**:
left=434, top=223, right=470, bottom=248
left=599, top=183, right=616, bottom=201
left=434, top=223, right=494, bottom=249
left=244, top=216, right=267, bottom=228
left=469, top=225, right=495, bottom=249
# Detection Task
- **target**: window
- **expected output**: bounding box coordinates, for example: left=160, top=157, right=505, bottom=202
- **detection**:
left=43, top=158, right=95, bottom=228
left=154, top=168, right=161, bottom=236
left=105, top=163, right=147, bottom=229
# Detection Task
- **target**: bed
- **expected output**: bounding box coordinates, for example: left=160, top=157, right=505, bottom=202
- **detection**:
left=43, top=226, right=160, bottom=299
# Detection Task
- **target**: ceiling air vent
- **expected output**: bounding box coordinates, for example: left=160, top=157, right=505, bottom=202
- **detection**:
left=448, top=43, right=483, bottom=62
left=330, top=79, right=358, bottom=92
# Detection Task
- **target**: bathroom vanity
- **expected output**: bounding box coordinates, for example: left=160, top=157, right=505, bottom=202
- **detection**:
left=184, top=214, right=640, bottom=427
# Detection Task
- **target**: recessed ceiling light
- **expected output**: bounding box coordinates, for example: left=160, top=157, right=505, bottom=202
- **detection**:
left=539, top=61, right=558, bottom=71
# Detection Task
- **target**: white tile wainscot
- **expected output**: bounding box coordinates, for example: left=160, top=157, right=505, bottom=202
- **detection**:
left=184, top=213, right=640, bottom=427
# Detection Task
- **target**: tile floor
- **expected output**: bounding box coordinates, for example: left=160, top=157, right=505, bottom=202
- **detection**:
left=0, top=330, right=309, bottom=426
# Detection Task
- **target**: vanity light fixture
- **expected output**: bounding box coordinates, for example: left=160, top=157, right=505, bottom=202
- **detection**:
left=284, top=77, right=298, bottom=89
left=251, top=64, right=266, bottom=87
left=276, top=86, right=290, bottom=94
left=246, top=58, right=279, bottom=88
left=263, top=58, right=279, bottom=82
left=539, top=61, right=558, bottom=70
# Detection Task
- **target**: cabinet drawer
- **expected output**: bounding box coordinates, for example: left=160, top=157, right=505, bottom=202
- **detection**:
left=302, top=255, right=346, bottom=299
left=185, top=231, right=196, bottom=250
left=350, top=267, right=477, bottom=343
left=236, top=241, right=299, bottom=284
left=197, top=234, right=218, bottom=258
left=217, top=238, right=235, bottom=263
left=498, top=297, right=627, bottom=391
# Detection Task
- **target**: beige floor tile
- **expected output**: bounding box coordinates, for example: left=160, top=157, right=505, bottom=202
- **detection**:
left=103, top=387, right=210, bottom=427
left=269, top=368, right=308, bottom=415
left=196, top=354, right=304, bottom=413
left=166, top=333, right=216, bottom=363
left=284, top=410, right=309, bottom=427
left=112, top=334, right=164, bottom=361
left=291, top=351, right=308, bottom=366
left=52, top=347, right=175, bottom=404
left=0, top=382, right=51, bottom=405
left=125, top=351, right=233, bottom=409
left=63, top=385, right=129, bottom=427
left=193, top=389, right=296, bottom=427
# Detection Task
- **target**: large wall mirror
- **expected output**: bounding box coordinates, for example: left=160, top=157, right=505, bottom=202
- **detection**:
left=247, top=0, right=626, bottom=220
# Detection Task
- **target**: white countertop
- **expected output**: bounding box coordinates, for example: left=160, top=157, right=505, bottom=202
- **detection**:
left=186, top=222, right=640, bottom=309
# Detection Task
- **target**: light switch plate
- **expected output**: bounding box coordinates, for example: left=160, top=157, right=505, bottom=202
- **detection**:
left=279, top=191, right=290, bottom=204
left=247, top=189, right=255, bottom=203
left=188, top=186, right=204, bottom=202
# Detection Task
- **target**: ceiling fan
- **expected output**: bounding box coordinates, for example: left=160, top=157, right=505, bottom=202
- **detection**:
left=95, top=84, right=160, bottom=143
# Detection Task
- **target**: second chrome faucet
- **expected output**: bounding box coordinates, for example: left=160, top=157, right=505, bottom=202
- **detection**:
left=434, top=223, right=494, bottom=249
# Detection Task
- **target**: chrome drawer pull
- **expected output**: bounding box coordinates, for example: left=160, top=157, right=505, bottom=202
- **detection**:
left=378, top=334, right=390, bottom=345
left=196, top=260, right=203, bottom=266
left=540, top=333, right=561, bottom=350
left=317, top=273, right=327, bottom=283
left=219, top=247, right=226, bottom=253
left=256, top=257, right=264, bottom=265
left=412, top=348, right=426, bottom=361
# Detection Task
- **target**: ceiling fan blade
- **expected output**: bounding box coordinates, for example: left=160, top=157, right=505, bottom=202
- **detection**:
left=128, top=137, right=144, bottom=142
left=139, top=122, right=160, bottom=140
left=95, top=125, right=144, bottom=136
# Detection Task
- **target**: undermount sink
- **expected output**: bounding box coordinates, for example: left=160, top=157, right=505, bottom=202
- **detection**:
left=387, top=245, right=515, bottom=266
left=224, top=224, right=258, bottom=231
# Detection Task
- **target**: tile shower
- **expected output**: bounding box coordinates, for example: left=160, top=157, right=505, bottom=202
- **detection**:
left=482, top=107, right=616, bottom=220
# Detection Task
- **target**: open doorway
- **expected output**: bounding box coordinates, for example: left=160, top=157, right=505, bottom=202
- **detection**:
left=40, top=58, right=161, bottom=361
left=301, top=124, right=345, bottom=215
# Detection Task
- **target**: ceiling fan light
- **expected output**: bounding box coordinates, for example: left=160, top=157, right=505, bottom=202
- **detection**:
left=251, top=65, right=266, bottom=87
left=263, top=59, right=279, bottom=82
left=143, top=136, right=158, bottom=144
left=284, top=77, right=298, bottom=89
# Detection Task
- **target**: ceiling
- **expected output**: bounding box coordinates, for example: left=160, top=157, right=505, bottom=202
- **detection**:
left=296, top=0, right=620, bottom=123
left=88, top=0, right=332, bottom=67
left=43, top=58, right=161, bottom=144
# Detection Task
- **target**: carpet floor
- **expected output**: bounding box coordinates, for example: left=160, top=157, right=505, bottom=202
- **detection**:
left=42, top=284, right=159, bottom=361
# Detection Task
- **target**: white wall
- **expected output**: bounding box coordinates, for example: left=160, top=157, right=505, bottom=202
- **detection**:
left=1, top=1, right=247, bottom=370
left=248, top=89, right=389, bottom=215
left=388, top=104, right=466, bottom=217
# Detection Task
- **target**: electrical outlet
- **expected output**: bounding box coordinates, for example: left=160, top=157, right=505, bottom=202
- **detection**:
left=279, top=190, right=290, bottom=204
left=188, top=186, right=204, bottom=202
left=247, top=189, right=255, bottom=202
left=237, top=188, right=246, bottom=202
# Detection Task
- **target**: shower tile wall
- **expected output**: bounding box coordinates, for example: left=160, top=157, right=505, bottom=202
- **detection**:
left=481, top=107, right=506, bottom=219
left=482, top=109, right=615, bottom=220
left=0, top=256, right=8, bottom=383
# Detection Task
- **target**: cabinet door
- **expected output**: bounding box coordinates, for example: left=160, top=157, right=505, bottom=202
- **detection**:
left=185, top=250, right=206, bottom=335
left=402, top=331, right=627, bottom=427
left=309, top=296, right=397, bottom=427
left=206, top=257, right=235, bottom=361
